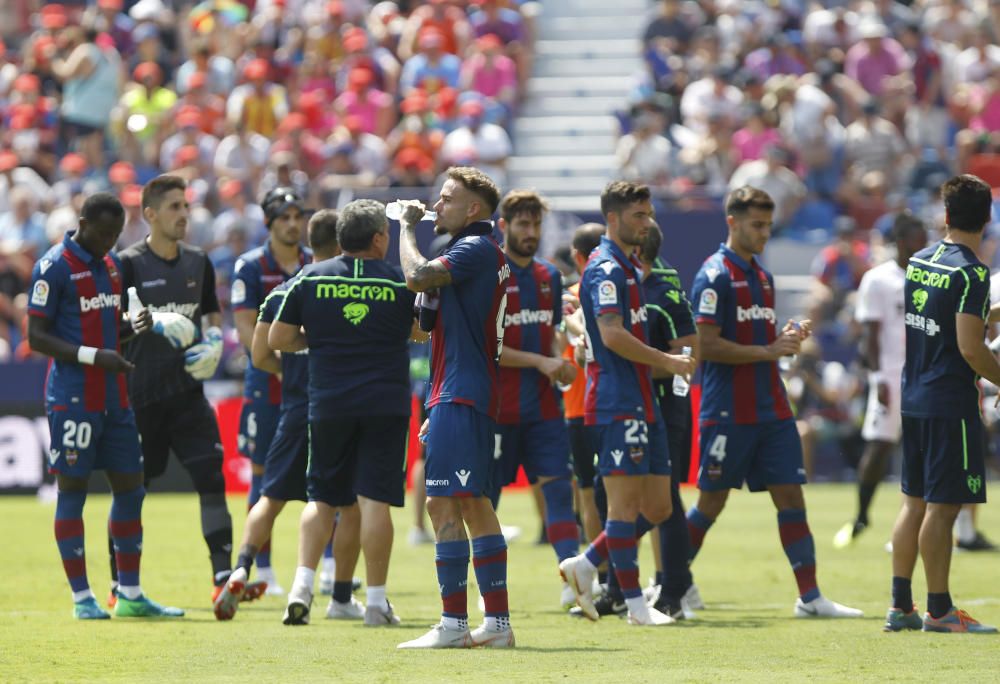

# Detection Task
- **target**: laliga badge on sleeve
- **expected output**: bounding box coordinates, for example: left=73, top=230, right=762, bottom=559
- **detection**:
left=699, top=288, right=718, bottom=315
left=598, top=280, right=617, bottom=306
left=32, top=280, right=49, bottom=307
left=231, top=279, right=246, bottom=305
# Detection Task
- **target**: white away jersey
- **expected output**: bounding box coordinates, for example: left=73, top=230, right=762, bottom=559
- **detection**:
left=855, top=259, right=906, bottom=374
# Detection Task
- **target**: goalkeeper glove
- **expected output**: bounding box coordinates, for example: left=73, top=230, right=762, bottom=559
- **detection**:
left=151, top=312, right=197, bottom=349
left=184, top=326, right=223, bottom=380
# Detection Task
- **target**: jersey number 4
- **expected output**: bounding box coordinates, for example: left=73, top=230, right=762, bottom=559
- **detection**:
left=63, top=420, right=93, bottom=450
left=708, top=435, right=727, bottom=461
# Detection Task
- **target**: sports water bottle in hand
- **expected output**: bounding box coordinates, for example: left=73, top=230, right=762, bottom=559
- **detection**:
left=386, top=201, right=436, bottom=222
left=127, top=287, right=144, bottom=331
left=672, top=345, right=692, bottom=397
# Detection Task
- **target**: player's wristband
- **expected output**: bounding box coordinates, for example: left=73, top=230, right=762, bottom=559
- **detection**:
left=77, top=346, right=98, bottom=365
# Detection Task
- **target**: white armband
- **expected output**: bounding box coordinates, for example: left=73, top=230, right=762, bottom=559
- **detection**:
left=77, top=346, right=98, bottom=365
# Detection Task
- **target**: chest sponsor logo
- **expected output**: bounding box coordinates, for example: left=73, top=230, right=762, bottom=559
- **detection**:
left=343, top=302, right=369, bottom=325
left=736, top=305, right=776, bottom=324
left=317, top=283, right=397, bottom=301
left=149, top=302, right=200, bottom=318
left=79, top=292, right=120, bottom=312
left=905, top=312, right=940, bottom=336
left=630, top=307, right=648, bottom=326
left=598, top=280, right=617, bottom=306
left=231, top=279, right=247, bottom=305
left=141, top=279, right=167, bottom=288
left=505, top=308, right=554, bottom=327
left=905, top=265, right=950, bottom=289
left=70, top=271, right=91, bottom=281
left=912, top=289, right=928, bottom=313
left=31, top=280, right=49, bottom=307
left=699, top=288, right=717, bottom=315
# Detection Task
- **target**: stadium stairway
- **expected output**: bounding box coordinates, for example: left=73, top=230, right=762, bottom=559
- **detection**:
left=508, top=0, right=647, bottom=213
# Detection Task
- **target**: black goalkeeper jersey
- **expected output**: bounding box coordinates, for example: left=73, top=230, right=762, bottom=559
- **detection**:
left=118, top=239, right=220, bottom=408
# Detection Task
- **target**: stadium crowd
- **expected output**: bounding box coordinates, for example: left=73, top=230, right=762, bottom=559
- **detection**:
left=0, top=0, right=534, bottom=359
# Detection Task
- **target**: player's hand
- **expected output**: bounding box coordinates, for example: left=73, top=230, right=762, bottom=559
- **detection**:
left=94, top=349, right=134, bottom=373
left=794, top=318, right=812, bottom=340
left=573, top=340, right=587, bottom=367
left=663, top=352, right=696, bottom=379
left=131, top=308, right=153, bottom=335
left=400, top=201, right=427, bottom=227
left=151, top=312, right=197, bottom=349
left=418, top=418, right=430, bottom=444
left=561, top=291, right=580, bottom=316
left=555, top=359, right=577, bottom=386
left=184, top=326, right=223, bottom=380
left=767, top=331, right=801, bottom=360
left=538, top=355, right=566, bottom=382
left=876, top=380, right=890, bottom=407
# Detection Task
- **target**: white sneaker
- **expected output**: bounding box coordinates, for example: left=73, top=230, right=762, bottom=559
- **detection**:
left=643, top=581, right=661, bottom=605
left=397, top=623, right=473, bottom=649
left=326, top=595, right=365, bottom=619
left=559, top=555, right=598, bottom=621
left=794, top=595, right=864, bottom=618
left=282, top=586, right=313, bottom=626
left=500, top=525, right=522, bottom=544
left=364, top=600, right=401, bottom=626
left=408, top=528, right=434, bottom=545
left=682, top=583, right=705, bottom=611
left=470, top=622, right=515, bottom=648
left=560, top=583, right=577, bottom=610
left=627, top=603, right=676, bottom=626
left=257, top=567, right=285, bottom=596
left=318, top=572, right=334, bottom=595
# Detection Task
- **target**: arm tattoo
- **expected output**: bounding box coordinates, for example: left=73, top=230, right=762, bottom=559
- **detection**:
left=399, top=224, right=452, bottom=291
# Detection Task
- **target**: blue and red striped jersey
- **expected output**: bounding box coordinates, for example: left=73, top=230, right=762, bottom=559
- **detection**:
left=231, top=239, right=310, bottom=405
left=27, top=231, right=129, bottom=412
left=427, top=221, right=509, bottom=418
left=691, top=243, right=792, bottom=425
left=497, top=256, right=563, bottom=424
left=581, top=235, right=657, bottom=426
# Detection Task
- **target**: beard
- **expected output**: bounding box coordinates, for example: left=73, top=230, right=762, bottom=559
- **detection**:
left=507, top=238, right=537, bottom=259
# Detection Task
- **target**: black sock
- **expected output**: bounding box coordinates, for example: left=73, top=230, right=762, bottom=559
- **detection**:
left=891, top=576, right=912, bottom=612
left=606, top=564, right=623, bottom=601
left=927, top=592, right=952, bottom=619
left=205, top=529, right=233, bottom=583
left=333, top=581, right=353, bottom=604
left=597, top=570, right=608, bottom=585
left=655, top=571, right=665, bottom=587
left=857, top=483, right=877, bottom=526
left=108, top=532, right=119, bottom=584
left=236, top=544, right=257, bottom=576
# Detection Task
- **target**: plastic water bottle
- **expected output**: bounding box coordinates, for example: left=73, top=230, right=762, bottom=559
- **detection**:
left=778, top=321, right=801, bottom=372
left=127, top=286, right=144, bottom=330
left=386, top=201, right=436, bottom=222
left=672, top=345, right=692, bottom=397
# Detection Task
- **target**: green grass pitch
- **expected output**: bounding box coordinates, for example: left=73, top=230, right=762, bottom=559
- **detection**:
left=2, top=485, right=999, bottom=682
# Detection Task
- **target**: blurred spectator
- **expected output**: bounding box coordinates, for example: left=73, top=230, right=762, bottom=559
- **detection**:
left=398, top=0, right=471, bottom=61
left=334, top=67, right=396, bottom=138
left=172, top=71, right=227, bottom=138
left=214, top=115, right=271, bottom=190
left=728, top=146, right=806, bottom=229
left=226, top=59, right=289, bottom=138
left=330, top=115, right=391, bottom=184
left=440, top=99, right=511, bottom=189
left=85, top=0, right=136, bottom=57
left=159, top=106, right=219, bottom=174
left=952, top=22, right=1000, bottom=86
left=812, top=217, right=872, bottom=300
left=898, top=21, right=947, bottom=155
left=400, top=28, right=462, bottom=97
left=117, top=183, right=147, bottom=248
left=460, top=34, right=517, bottom=116
left=212, top=179, right=267, bottom=247
left=117, top=61, right=177, bottom=165
left=176, top=39, right=235, bottom=96
left=0, top=186, right=48, bottom=258
left=732, top=102, right=783, bottom=164
left=679, top=63, right=742, bottom=133
left=616, top=107, right=672, bottom=187
left=271, top=113, right=329, bottom=177
left=844, top=19, right=909, bottom=98
left=51, top=153, right=89, bottom=206
left=0, top=151, right=52, bottom=215
left=743, top=33, right=806, bottom=80
left=389, top=147, right=436, bottom=187
left=843, top=99, right=910, bottom=192
left=209, top=223, right=249, bottom=315
left=643, top=0, right=693, bottom=54
left=336, top=26, right=401, bottom=96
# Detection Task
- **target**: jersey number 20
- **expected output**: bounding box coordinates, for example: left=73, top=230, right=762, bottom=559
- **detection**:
left=63, top=420, right=93, bottom=449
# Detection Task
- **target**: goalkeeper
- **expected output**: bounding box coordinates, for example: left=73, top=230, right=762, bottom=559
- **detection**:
left=109, top=174, right=248, bottom=607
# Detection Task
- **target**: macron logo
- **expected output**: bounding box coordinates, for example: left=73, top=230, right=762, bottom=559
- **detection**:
left=505, top=309, right=553, bottom=327
left=79, top=292, right=120, bottom=312
left=610, top=449, right=624, bottom=466
left=456, top=469, right=471, bottom=487
left=736, top=305, right=775, bottom=324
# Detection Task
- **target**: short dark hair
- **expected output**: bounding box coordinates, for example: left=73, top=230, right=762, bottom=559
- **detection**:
left=942, top=174, right=993, bottom=233
left=571, top=222, right=605, bottom=258
left=890, top=210, right=926, bottom=242
left=500, top=189, right=548, bottom=223
left=337, top=199, right=387, bottom=252
left=81, top=192, right=124, bottom=223
left=600, top=181, right=651, bottom=218
left=725, top=185, right=775, bottom=217
left=308, top=209, right=339, bottom=252
left=142, top=175, right=187, bottom=211
left=639, top=223, right=663, bottom=264
left=447, top=166, right=501, bottom=215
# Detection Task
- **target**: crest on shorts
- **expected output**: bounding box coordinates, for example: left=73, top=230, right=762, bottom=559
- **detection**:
left=968, top=474, right=982, bottom=494
left=65, top=449, right=78, bottom=466
left=629, top=446, right=644, bottom=464
left=912, top=289, right=928, bottom=313
left=344, top=302, right=369, bottom=325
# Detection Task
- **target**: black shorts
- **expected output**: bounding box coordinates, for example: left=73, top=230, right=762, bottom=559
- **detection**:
left=134, top=388, right=223, bottom=482
left=666, top=420, right=692, bottom=485
left=260, top=407, right=308, bottom=502
left=308, top=416, right=409, bottom=508
left=901, top=415, right=987, bottom=504
left=568, top=418, right=597, bottom=489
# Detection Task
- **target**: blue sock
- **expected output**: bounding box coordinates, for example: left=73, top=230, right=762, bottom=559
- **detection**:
left=686, top=506, right=714, bottom=561
left=323, top=541, right=333, bottom=560
left=606, top=520, right=641, bottom=600
left=435, top=539, right=470, bottom=621
left=109, top=487, right=145, bottom=591
left=55, top=489, right=89, bottom=595
left=660, top=483, right=693, bottom=601
left=777, top=508, right=819, bottom=602
left=541, top=478, right=578, bottom=562
left=892, top=576, right=912, bottom=612
left=472, top=534, right=509, bottom=619
left=248, top=474, right=271, bottom=569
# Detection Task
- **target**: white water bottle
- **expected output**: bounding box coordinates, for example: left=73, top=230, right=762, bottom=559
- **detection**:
left=386, top=200, right=436, bottom=222
left=672, top=345, right=692, bottom=397
left=127, top=286, right=144, bottom=331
